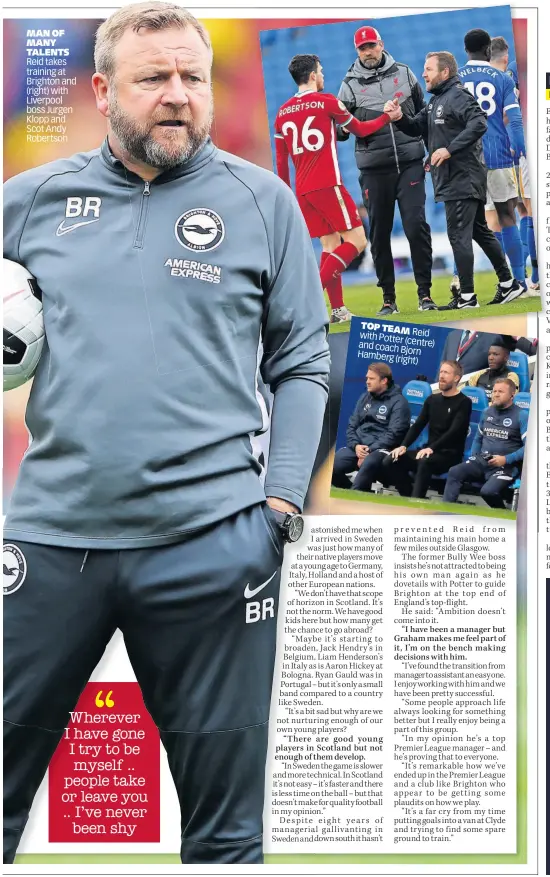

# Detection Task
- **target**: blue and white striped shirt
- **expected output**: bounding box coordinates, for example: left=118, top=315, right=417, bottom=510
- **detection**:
left=458, top=61, right=523, bottom=169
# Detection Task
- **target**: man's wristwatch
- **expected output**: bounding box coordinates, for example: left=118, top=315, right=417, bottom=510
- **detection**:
left=269, top=509, right=304, bottom=543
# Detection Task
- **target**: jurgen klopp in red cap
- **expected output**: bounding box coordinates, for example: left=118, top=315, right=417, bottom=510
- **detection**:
left=354, top=25, right=382, bottom=51
left=338, top=24, right=436, bottom=316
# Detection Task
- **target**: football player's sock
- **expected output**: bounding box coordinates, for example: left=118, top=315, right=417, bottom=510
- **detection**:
left=519, top=215, right=530, bottom=269
left=493, top=230, right=504, bottom=253
left=319, top=251, right=330, bottom=296
left=326, top=276, right=345, bottom=310
left=500, top=225, right=525, bottom=284
left=526, top=216, right=538, bottom=283
left=319, top=252, right=344, bottom=309
left=319, top=242, right=359, bottom=289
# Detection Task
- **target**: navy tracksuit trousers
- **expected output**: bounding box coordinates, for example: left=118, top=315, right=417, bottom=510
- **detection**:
left=3, top=504, right=283, bottom=864
left=332, top=447, right=389, bottom=492
left=359, top=162, right=433, bottom=302
left=443, top=456, right=516, bottom=508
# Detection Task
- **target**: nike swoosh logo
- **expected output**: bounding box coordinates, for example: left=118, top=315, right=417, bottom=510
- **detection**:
left=56, top=219, right=100, bottom=236
left=244, top=570, right=277, bottom=600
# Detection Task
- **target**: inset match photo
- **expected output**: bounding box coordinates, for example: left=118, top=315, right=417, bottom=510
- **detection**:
left=330, top=318, right=536, bottom=519
left=260, top=7, right=539, bottom=329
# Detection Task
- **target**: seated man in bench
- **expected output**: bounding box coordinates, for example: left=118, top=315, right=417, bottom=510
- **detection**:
left=332, top=362, right=410, bottom=492
left=443, top=377, right=528, bottom=508
left=465, top=338, right=519, bottom=401
left=384, top=360, right=472, bottom=498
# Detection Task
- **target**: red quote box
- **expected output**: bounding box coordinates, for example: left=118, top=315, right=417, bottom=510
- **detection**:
left=49, top=682, right=160, bottom=842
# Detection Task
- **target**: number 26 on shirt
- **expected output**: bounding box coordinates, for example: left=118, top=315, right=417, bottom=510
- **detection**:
left=281, top=116, right=325, bottom=154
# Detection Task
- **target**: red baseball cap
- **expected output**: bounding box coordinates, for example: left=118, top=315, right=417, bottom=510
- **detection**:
left=354, top=25, right=382, bottom=48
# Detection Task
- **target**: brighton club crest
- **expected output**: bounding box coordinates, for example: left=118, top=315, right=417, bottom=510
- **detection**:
left=3, top=544, right=27, bottom=595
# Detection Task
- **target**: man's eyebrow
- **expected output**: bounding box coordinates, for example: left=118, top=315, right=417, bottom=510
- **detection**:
left=133, top=62, right=207, bottom=77
left=176, top=62, right=208, bottom=76
left=134, top=64, right=171, bottom=76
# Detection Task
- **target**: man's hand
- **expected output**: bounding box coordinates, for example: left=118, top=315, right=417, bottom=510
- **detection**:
left=390, top=446, right=407, bottom=461
left=355, top=444, right=369, bottom=459
left=386, top=105, right=403, bottom=122
left=487, top=455, right=506, bottom=468
left=430, top=147, right=451, bottom=167
left=267, top=497, right=299, bottom=514
left=384, top=98, right=402, bottom=121
left=416, top=447, right=434, bottom=460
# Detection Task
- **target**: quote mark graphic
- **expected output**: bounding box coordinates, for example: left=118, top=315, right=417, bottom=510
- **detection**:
left=95, top=689, right=115, bottom=708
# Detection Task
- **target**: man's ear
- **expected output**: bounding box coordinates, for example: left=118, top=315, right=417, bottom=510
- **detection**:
left=92, top=72, right=111, bottom=118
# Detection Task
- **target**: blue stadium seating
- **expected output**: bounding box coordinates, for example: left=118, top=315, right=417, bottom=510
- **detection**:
left=513, top=392, right=531, bottom=411
left=402, top=380, right=431, bottom=449
left=461, top=386, right=488, bottom=408
left=510, top=391, right=530, bottom=510
left=506, top=350, right=530, bottom=392
left=260, top=8, right=516, bottom=239
left=407, top=416, right=427, bottom=452
left=402, top=380, right=431, bottom=408
left=460, top=386, right=488, bottom=458
left=461, top=386, right=488, bottom=411
left=506, top=391, right=531, bottom=509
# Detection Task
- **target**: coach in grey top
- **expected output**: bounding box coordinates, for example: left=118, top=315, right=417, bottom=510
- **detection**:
left=4, top=137, right=328, bottom=546
left=4, top=54, right=328, bottom=549
left=3, top=3, right=329, bottom=867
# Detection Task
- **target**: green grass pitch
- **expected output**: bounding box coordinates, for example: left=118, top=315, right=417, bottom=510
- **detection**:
left=330, top=487, right=516, bottom=519
left=329, top=272, right=540, bottom=332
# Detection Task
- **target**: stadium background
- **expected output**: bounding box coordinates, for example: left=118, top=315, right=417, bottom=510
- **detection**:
left=2, top=13, right=532, bottom=867
left=260, top=7, right=526, bottom=264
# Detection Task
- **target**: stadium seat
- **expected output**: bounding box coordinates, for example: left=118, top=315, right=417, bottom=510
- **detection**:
left=402, top=380, right=431, bottom=450
left=506, top=350, right=530, bottom=392
left=407, top=415, right=428, bottom=451
left=513, top=391, right=531, bottom=411
left=461, top=385, right=489, bottom=411
left=460, top=386, right=488, bottom=459
left=402, top=380, right=431, bottom=409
